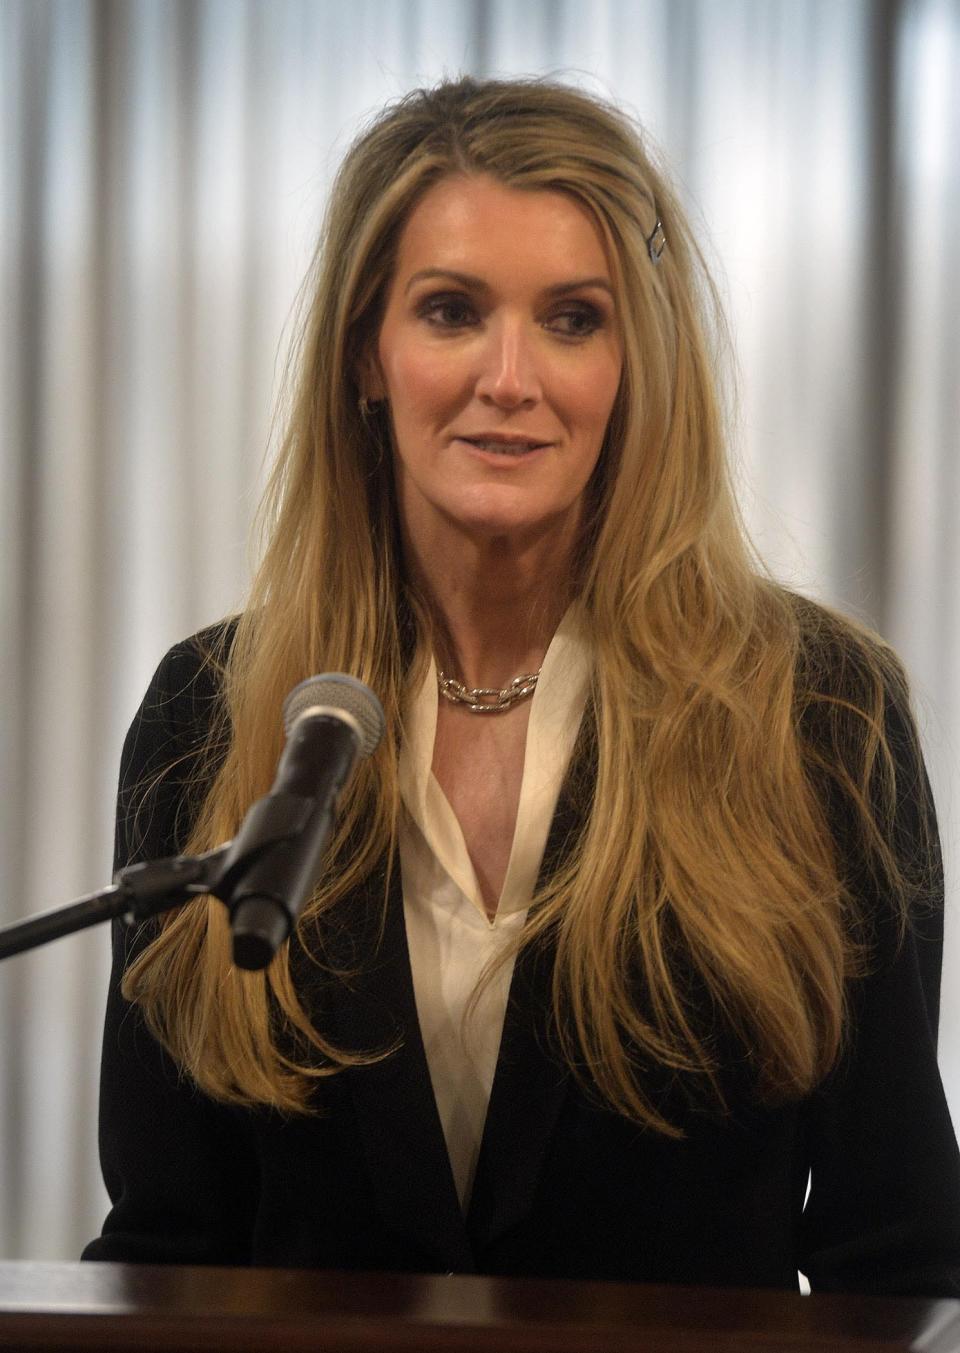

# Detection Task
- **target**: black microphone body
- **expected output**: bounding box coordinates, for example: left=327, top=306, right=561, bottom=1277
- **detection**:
left=217, top=676, right=384, bottom=970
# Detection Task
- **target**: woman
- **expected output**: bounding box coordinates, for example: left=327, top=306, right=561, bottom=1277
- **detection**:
left=83, top=77, right=960, bottom=1293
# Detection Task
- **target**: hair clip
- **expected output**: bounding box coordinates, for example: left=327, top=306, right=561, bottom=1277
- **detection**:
left=646, top=216, right=666, bottom=265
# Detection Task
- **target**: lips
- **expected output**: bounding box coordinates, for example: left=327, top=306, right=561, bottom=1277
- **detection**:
left=456, top=435, right=551, bottom=456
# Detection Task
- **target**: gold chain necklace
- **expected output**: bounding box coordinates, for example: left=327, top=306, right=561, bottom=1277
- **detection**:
left=437, top=667, right=540, bottom=714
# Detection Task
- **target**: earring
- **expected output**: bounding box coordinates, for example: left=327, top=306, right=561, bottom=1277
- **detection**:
left=359, top=394, right=383, bottom=418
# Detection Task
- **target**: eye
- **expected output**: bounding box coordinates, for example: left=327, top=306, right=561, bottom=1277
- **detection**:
left=545, top=302, right=605, bottom=339
left=417, top=293, right=478, bottom=330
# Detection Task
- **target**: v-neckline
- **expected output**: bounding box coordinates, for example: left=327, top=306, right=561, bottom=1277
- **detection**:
left=398, top=608, right=593, bottom=922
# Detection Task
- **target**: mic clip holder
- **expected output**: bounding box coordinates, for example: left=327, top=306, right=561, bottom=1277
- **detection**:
left=116, top=791, right=317, bottom=969
left=115, top=848, right=228, bottom=922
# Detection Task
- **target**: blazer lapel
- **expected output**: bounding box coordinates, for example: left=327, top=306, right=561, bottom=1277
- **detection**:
left=323, top=858, right=476, bottom=1272
left=467, top=739, right=592, bottom=1255
left=466, top=926, right=569, bottom=1256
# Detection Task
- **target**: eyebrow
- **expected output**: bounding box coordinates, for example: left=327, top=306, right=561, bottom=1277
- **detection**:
left=404, top=268, right=615, bottom=300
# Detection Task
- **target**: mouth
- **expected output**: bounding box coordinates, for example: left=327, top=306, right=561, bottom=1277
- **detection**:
left=455, top=435, right=552, bottom=457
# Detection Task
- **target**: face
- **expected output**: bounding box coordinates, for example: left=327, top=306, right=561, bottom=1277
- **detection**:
left=371, top=174, right=622, bottom=555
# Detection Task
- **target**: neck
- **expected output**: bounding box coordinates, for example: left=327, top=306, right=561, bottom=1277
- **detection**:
left=405, top=527, right=576, bottom=689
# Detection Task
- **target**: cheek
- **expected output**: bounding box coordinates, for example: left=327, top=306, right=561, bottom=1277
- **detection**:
left=383, top=344, right=463, bottom=428
left=563, top=357, right=622, bottom=437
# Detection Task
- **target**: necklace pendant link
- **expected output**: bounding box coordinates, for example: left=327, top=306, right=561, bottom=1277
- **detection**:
left=437, top=668, right=540, bottom=713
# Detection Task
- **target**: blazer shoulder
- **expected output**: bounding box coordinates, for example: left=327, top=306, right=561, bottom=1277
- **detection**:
left=115, top=618, right=238, bottom=869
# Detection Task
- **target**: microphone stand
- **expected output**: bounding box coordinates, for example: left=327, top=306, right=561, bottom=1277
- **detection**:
left=0, top=783, right=319, bottom=968
left=0, top=847, right=231, bottom=963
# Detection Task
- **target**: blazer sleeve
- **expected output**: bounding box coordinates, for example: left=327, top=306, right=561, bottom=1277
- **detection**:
left=798, top=675, right=960, bottom=1296
left=82, top=631, right=259, bottom=1264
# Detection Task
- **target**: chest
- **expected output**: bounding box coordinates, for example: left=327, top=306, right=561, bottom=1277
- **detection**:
left=431, top=701, right=532, bottom=916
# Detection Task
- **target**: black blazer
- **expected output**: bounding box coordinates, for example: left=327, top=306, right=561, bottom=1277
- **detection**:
left=82, top=632, right=960, bottom=1295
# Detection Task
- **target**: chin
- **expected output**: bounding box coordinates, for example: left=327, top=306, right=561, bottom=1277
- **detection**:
left=444, top=498, right=580, bottom=550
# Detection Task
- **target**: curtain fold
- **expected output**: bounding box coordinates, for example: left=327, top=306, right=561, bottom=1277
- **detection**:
left=888, top=0, right=960, bottom=1112
left=1, top=0, right=956, bottom=1259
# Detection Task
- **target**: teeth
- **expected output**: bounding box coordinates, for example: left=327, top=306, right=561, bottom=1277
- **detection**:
left=467, top=439, right=539, bottom=454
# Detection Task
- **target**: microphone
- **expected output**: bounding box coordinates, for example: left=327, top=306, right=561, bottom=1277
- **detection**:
left=219, top=673, right=385, bottom=971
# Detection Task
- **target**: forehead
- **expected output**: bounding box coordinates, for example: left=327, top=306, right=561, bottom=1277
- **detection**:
left=390, top=173, right=612, bottom=286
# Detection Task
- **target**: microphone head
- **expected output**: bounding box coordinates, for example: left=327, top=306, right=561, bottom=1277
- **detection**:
left=282, top=673, right=385, bottom=758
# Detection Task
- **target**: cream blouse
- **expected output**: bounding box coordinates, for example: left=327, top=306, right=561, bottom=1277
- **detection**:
left=397, top=610, right=591, bottom=1209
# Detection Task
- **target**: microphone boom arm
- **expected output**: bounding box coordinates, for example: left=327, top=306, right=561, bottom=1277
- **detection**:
left=0, top=787, right=326, bottom=965
left=0, top=846, right=230, bottom=963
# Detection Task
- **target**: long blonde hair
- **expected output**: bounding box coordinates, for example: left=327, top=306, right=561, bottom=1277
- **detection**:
left=123, top=77, right=932, bottom=1131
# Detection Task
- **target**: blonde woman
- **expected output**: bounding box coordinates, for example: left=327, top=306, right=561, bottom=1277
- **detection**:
left=84, top=77, right=960, bottom=1293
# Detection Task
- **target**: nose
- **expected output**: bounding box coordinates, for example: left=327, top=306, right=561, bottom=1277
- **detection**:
left=474, top=316, right=542, bottom=410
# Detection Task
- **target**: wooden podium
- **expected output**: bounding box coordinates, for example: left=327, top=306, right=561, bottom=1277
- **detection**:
left=0, top=1263, right=958, bottom=1351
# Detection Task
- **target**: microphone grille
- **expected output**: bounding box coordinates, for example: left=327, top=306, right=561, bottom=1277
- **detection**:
left=282, top=674, right=386, bottom=759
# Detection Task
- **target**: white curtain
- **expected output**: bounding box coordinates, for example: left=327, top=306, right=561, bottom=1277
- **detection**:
left=1, top=0, right=957, bottom=1260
